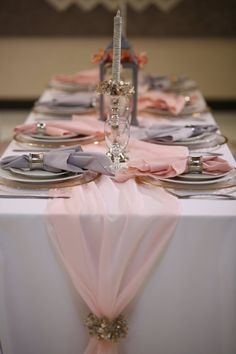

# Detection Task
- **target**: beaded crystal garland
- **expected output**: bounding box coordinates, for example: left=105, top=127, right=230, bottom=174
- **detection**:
left=96, top=79, right=134, bottom=97
left=85, top=313, right=128, bottom=343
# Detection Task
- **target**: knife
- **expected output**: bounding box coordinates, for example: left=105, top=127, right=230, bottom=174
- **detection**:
left=0, top=194, right=71, bottom=199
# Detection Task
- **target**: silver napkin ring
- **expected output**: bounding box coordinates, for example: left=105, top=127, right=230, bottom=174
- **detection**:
left=187, top=156, right=203, bottom=174
left=28, top=153, right=44, bottom=170
left=36, top=122, right=46, bottom=134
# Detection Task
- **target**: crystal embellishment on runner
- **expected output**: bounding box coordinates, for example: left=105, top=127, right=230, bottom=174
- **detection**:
left=85, top=313, right=128, bottom=343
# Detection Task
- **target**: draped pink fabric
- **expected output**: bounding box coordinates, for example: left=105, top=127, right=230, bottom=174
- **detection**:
left=46, top=138, right=232, bottom=353
left=47, top=176, right=181, bottom=354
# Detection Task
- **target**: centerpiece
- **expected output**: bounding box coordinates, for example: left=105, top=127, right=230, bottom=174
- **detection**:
left=93, top=12, right=147, bottom=127
left=96, top=10, right=134, bottom=171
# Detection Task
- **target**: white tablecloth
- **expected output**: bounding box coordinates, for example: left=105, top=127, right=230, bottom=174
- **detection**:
left=0, top=102, right=236, bottom=354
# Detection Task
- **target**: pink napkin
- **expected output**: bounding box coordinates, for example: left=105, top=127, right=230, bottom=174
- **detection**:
left=114, top=140, right=232, bottom=182
left=138, top=90, right=186, bottom=115
left=52, top=68, right=99, bottom=85
left=14, top=116, right=104, bottom=139
left=201, top=156, right=233, bottom=174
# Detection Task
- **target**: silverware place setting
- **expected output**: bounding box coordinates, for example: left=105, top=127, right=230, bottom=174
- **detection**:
left=166, top=189, right=236, bottom=200
left=0, top=194, right=71, bottom=199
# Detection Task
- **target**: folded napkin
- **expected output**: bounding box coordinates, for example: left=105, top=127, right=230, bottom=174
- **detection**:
left=15, top=117, right=104, bottom=139
left=131, top=124, right=218, bottom=142
left=0, top=146, right=111, bottom=175
left=52, top=68, right=99, bottom=85
left=138, top=91, right=186, bottom=115
left=35, top=92, right=94, bottom=109
left=114, top=140, right=232, bottom=182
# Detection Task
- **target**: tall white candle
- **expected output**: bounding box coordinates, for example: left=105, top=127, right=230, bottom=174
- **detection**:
left=112, top=10, right=122, bottom=82
left=120, top=1, right=127, bottom=37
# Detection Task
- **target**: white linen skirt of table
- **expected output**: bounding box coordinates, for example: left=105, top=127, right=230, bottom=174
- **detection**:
left=0, top=181, right=236, bottom=354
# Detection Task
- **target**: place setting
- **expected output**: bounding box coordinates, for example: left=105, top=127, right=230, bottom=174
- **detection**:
left=0, top=145, right=112, bottom=191
left=13, top=119, right=104, bottom=148
left=48, top=68, right=99, bottom=93
left=131, top=122, right=227, bottom=150
left=138, top=89, right=209, bottom=118
left=110, top=135, right=236, bottom=199
left=136, top=171, right=236, bottom=199
left=136, top=155, right=236, bottom=198
left=143, top=73, right=198, bottom=93
left=33, top=91, right=97, bottom=116
left=157, top=155, right=235, bottom=187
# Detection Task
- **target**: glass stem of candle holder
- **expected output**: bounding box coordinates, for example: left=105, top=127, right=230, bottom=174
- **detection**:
left=105, top=95, right=130, bottom=172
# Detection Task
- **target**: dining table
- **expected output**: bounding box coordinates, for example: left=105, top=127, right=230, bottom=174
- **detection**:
left=0, top=76, right=236, bottom=354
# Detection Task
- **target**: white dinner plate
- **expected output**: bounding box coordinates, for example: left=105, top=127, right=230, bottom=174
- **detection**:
left=9, top=168, right=70, bottom=180
left=177, top=133, right=216, bottom=145
left=146, top=104, right=205, bottom=117
left=176, top=172, right=229, bottom=181
left=147, top=132, right=208, bottom=144
left=145, top=96, right=207, bottom=117
left=177, top=133, right=207, bottom=142
left=19, top=132, right=97, bottom=144
left=49, top=80, right=96, bottom=92
left=33, top=105, right=95, bottom=116
left=146, top=75, right=198, bottom=93
left=30, top=132, right=79, bottom=140
left=150, top=133, right=226, bottom=149
left=168, top=79, right=198, bottom=93
left=159, top=172, right=230, bottom=185
left=0, top=166, right=82, bottom=184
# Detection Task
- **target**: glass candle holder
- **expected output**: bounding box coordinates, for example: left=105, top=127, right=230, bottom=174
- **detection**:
left=104, top=95, right=130, bottom=172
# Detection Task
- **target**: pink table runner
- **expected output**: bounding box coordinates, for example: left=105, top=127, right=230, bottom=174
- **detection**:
left=47, top=176, right=180, bottom=354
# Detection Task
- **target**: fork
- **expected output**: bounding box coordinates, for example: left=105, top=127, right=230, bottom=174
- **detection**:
left=190, top=152, right=223, bottom=156
left=166, top=190, right=236, bottom=200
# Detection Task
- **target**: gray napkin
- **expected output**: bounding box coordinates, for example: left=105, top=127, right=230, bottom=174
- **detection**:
left=0, top=146, right=112, bottom=175
left=131, top=124, right=218, bottom=142
left=145, top=75, right=187, bottom=91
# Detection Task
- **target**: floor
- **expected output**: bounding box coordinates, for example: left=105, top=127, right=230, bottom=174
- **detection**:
left=0, top=109, right=236, bottom=157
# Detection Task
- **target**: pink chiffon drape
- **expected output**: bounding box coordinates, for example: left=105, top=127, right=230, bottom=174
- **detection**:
left=47, top=176, right=181, bottom=354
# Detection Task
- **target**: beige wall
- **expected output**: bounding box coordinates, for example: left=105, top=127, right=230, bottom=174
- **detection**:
left=0, top=37, right=235, bottom=99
